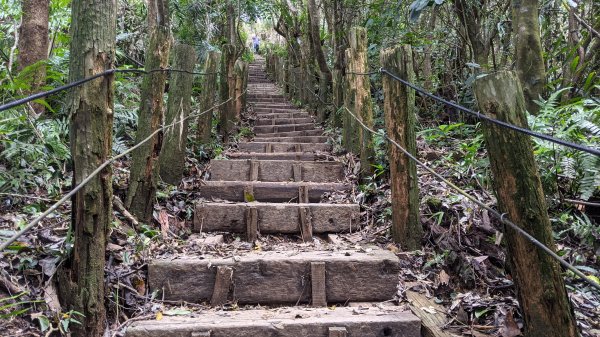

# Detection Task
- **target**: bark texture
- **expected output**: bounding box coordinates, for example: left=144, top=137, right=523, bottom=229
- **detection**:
left=126, top=0, right=172, bottom=222
left=159, top=44, right=196, bottom=185
left=348, top=27, right=374, bottom=177
left=219, top=44, right=237, bottom=140
left=474, top=71, right=577, bottom=337
left=381, top=46, right=422, bottom=250
left=197, top=51, right=220, bottom=144
left=512, top=0, right=546, bottom=114
left=57, top=1, right=116, bottom=336
left=18, top=0, right=49, bottom=116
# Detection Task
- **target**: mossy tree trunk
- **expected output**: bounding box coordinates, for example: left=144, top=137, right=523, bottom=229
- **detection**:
left=159, top=44, right=196, bottom=185
left=474, top=71, right=578, bottom=337
left=218, top=44, right=237, bottom=141
left=381, top=45, right=422, bottom=250
left=512, top=0, right=546, bottom=114
left=57, top=1, right=116, bottom=336
left=348, top=27, right=375, bottom=177
left=126, top=0, right=172, bottom=223
left=17, top=0, right=49, bottom=117
left=197, top=51, right=220, bottom=144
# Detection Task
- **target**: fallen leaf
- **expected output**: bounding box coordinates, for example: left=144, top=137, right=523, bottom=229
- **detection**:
left=158, top=210, right=169, bottom=238
left=500, top=310, right=521, bottom=337
left=421, top=306, right=436, bottom=314
left=163, top=308, right=191, bottom=316
left=156, top=312, right=163, bottom=321
left=438, top=270, right=450, bottom=285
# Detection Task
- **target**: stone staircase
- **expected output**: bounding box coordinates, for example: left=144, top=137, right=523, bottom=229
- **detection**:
left=126, top=57, right=420, bottom=337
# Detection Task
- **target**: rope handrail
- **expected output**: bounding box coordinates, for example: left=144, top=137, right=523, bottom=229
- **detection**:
left=379, top=68, right=600, bottom=157
left=342, top=106, right=600, bottom=292
left=0, top=89, right=247, bottom=251
left=0, top=67, right=220, bottom=113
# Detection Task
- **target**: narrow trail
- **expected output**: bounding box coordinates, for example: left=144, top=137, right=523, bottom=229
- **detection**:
left=126, top=57, right=421, bottom=336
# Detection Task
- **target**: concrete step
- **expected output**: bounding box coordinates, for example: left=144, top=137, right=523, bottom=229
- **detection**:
left=248, top=94, right=286, bottom=99
left=209, top=160, right=343, bottom=182
left=148, top=249, right=401, bottom=305
left=255, top=129, right=323, bottom=137
left=197, top=181, right=349, bottom=202
left=254, top=107, right=304, bottom=114
left=251, top=97, right=288, bottom=103
left=256, top=111, right=311, bottom=120
left=238, top=142, right=332, bottom=153
left=226, top=152, right=324, bottom=161
left=256, top=117, right=313, bottom=126
left=194, top=202, right=358, bottom=234
left=252, top=102, right=296, bottom=108
left=126, top=307, right=421, bottom=337
left=253, top=136, right=328, bottom=144
left=253, top=123, right=316, bottom=134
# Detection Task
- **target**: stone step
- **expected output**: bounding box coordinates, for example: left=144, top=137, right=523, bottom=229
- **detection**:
left=256, top=111, right=310, bottom=120
left=148, top=249, right=401, bottom=305
left=197, top=181, right=348, bottom=202
left=255, top=129, right=323, bottom=137
left=253, top=123, right=316, bottom=134
left=209, top=160, right=343, bottom=182
left=248, top=94, right=286, bottom=99
left=254, top=107, right=304, bottom=114
left=238, top=142, right=331, bottom=153
left=194, top=202, right=358, bottom=234
left=226, top=152, right=323, bottom=161
left=126, top=307, right=421, bottom=337
left=251, top=97, right=288, bottom=103
left=252, top=102, right=296, bottom=108
left=253, top=136, right=328, bottom=144
left=256, top=117, right=313, bottom=126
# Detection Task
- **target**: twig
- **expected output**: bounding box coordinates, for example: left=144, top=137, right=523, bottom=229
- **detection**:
left=113, top=195, right=139, bottom=229
left=0, top=192, right=57, bottom=202
left=564, top=198, right=600, bottom=207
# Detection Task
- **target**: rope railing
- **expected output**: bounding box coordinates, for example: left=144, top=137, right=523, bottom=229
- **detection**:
left=0, top=89, right=247, bottom=251
left=342, top=106, right=600, bottom=292
left=0, top=67, right=219, bottom=113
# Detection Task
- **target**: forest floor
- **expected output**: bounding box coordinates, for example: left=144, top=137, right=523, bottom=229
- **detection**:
left=1, top=110, right=599, bottom=337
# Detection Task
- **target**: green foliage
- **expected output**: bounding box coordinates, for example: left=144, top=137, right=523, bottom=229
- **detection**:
left=529, top=88, right=600, bottom=200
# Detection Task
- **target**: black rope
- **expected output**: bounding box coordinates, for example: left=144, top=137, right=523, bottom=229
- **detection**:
left=379, top=68, right=600, bottom=157
left=0, top=68, right=219, bottom=113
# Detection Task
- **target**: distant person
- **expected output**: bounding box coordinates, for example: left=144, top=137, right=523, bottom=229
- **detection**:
left=252, top=34, right=260, bottom=54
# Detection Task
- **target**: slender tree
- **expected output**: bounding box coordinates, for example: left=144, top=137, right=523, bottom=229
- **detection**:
left=57, top=1, right=116, bottom=336
left=17, top=0, right=49, bottom=117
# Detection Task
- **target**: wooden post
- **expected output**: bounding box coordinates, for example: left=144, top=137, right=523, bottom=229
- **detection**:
left=233, top=59, right=247, bottom=119
left=474, top=71, right=577, bottom=337
left=348, top=27, right=375, bottom=177
left=310, top=262, right=327, bottom=307
left=126, top=0, right=172, bottom=223
left=380, top=45, right=421, bottom=250
left=332, top=69, right=344, bottom=128
left=159, top=43, right=196, bottom=185
left=210, top=266, right=233, bottom=306
left=197, top=51, right=220, bottom=144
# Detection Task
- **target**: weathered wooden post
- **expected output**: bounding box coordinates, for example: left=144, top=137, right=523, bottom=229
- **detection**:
left=332, top=69, right=344, bottom=127
left=219, top=44, right=237, bottom=140
left=348, top=27, right=375, bottom=176
left=317, top=72, right=328, bottom=123
left=127, top=0, right=172, bottom=222
left=197, top=51, right=220, bottom=144
left=381, top=45, right=421, bottom=250
left=474, top=71, right=578, bottom=337
left=159, top=44, right=196, bottom=185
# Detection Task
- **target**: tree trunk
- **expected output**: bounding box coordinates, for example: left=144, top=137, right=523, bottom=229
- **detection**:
left=349, top=27, right=375, bottom=177
left=17, top=0, right=49, bottom=117
left=159, top=44, right=196, bottom=185
left=513, top=0, right=546, bottom=114
left=197, top=51, right=220, bottom=144
left=474, top=71, right=578, bottom=337
left=307, top=0, right=332, bottom=84
left=218, top=44, right=237, bottom=141
left=57, top=1, right=116, bottom=336
left=381, top=45, right=422, bottom=250
left=126, top=0, right=172, bottom=223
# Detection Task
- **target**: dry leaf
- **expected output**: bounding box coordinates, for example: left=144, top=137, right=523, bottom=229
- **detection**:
left=158, top=209, right=169, bottom=238
left=438, top=270, right=450, bottom=285
left=156, top=311, right=163, bottom=321
left=500, top=310, right=521, bottom=337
